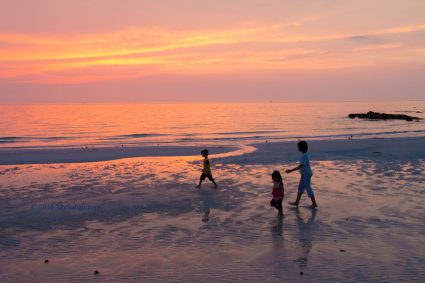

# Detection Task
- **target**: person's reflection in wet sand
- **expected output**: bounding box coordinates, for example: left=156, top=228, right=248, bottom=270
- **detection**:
left=271, top=215, right=284, bottom=239
left=293, top=208, right=317, bottom=274
left=268, top=214, right=285, bottom=275
left=270, top=216, right=283, bottom=243
left=270, top=214, right=285, bottom=262
left=199, top=189, right=217, bottom=222
left=202, top=207, right=210, bottom=222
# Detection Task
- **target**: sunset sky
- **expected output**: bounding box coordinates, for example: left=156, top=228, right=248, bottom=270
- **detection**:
left=1, top=0, right=424, bottom=102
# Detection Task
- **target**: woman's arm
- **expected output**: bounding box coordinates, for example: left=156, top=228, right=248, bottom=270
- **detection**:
left=285, top=164, right=302, bottom=174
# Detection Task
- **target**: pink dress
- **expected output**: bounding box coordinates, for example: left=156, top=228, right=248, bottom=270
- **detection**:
left=272, top=181, right=284, bottom=200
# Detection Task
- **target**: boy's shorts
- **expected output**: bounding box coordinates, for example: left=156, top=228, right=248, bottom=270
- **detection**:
left=200, top=173, right=214, bottom=181
left=298, top=173, right=314, bottom=197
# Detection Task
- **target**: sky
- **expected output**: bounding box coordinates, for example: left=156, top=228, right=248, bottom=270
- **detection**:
left=0, top=0, right=424, bottom=103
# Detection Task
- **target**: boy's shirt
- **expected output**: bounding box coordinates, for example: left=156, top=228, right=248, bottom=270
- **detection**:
left=203, top=157, right=212, bottom=175
left=300, top=153, right=312, bottom=175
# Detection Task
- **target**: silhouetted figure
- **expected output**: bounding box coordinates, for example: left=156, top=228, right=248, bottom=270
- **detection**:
left=270, top=170, right=285, bottom=216
left=196, top=149, right=218, bottom=188
left=286, top=141, right=318, bottom=208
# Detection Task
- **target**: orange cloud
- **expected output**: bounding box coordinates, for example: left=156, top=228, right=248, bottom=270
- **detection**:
left=0, top=22, right=424, bottom=84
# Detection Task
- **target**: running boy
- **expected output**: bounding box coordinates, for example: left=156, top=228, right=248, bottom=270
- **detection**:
left=196, top=149, right=218, bottom=188
left=286, top=141, right=318, bottom=208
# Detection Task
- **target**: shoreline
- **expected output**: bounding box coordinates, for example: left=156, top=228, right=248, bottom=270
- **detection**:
left=0, top=136, right=424, bottom=165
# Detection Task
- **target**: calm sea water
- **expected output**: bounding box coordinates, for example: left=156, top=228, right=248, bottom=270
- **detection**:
left=0, top=101, right=424, bottom=148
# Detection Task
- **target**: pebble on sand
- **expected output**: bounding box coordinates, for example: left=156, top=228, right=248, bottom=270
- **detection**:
left=340, top=249, right=346, bottom=252
left=94, top=270, right=99, bottom=275
left=44, top=259, right=49, bottom=263
left=300, top=271, right=304, bottom=275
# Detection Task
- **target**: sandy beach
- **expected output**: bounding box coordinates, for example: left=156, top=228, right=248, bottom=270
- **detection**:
left=0, top=136, right=424, bottom=282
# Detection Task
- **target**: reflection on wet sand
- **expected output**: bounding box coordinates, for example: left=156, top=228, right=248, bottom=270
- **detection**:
left=294, top=208, right=317, bottom=274
left=271, top=215, right=284, bottom=239
left=0, top=149, right=424, bottom=282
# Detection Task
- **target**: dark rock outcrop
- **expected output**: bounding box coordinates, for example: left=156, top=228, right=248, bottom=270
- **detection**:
left=348, top=111, right=421, bottom=121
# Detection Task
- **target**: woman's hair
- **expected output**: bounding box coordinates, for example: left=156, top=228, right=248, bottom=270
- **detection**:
left=201, top=149, right=209, bottom=156
left=297, top=140, right=308, bottom=153
left=272, top=170, right=283, bottom=182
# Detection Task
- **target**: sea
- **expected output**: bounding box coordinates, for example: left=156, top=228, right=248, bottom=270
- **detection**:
left=1, top=101, right=424, bottom=148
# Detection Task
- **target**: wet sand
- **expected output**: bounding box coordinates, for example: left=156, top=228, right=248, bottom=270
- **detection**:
left=0, top=145, right=238, bottom=165
left=0, top=137, right=424, bottom=282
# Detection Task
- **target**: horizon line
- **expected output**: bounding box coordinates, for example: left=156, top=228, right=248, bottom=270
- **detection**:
left=1, top=99, right=425, bottom=106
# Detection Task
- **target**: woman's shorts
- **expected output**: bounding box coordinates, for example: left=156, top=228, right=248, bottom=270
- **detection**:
left=298, top=173, right=314, bottom=197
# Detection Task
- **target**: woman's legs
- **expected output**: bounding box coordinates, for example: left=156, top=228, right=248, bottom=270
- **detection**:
left=290, top=176, right=305, bottom=206
left=303, top=174, right=318, bottom=208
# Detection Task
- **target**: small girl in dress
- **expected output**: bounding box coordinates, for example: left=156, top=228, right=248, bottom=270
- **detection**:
left=271, top=171, right=284, bottom=216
